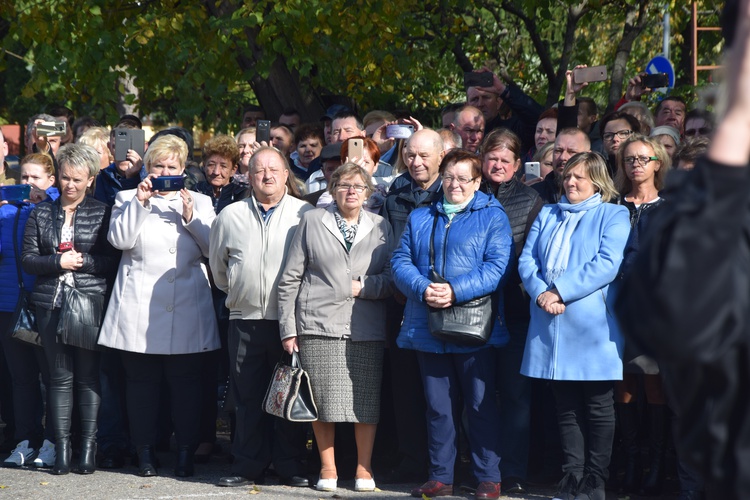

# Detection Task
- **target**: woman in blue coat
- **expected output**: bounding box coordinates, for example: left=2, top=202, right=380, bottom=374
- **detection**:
left=392, top=149, right=513, bottom=500
left=0, top=153, right=58, bottom=468
left=519, top=152, right=630, bottom=500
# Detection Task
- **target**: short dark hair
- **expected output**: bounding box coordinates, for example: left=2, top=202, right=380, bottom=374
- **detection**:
left=439, top=148, right=482, bottom=179
left=599, top=111, right=641, bottom=137
left=331, top=111, right=363, bottom=130
left=654, top=96, right=687, bottom=116
left=577, top=97, right=598, bottom=117
left=116, top=114, right=142, bottom=129
left=293, top=123, right=325, bottom=146
left=243, top=104, right=264, bottom=115
left=280, top=108, right=300, bottom=117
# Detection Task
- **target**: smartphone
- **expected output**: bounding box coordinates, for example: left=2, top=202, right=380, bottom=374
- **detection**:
left=464, top=71, right=494, bottom=89
left=150, top=175, right=185, bottom=192
left=641, top=73, right=669, bottom=89
left=0, top=184, right=31, bottom=202
left=114, top=128, right=146, bottom=163
left=347, top=138, right=364, bottom=160
left=572, top=65, right=608, bottom=84
left=36, top=120, right=67, bottom=137
left=524, top=162, right=541, bottom=182
left=256, top=120, right=271, bottom=144
left=385, top=124, right=414, bottom=140
left=58, top=241, right=73, bottom=252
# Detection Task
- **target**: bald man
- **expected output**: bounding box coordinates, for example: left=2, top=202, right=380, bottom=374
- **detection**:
left=451, top=106, right=485, bottom=153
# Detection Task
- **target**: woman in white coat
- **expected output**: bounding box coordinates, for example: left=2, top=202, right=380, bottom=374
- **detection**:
left=98, top=135, right=219, bottom=478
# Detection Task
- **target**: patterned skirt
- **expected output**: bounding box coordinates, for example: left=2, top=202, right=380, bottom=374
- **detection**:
left=298, top=336, right=384, bottom=424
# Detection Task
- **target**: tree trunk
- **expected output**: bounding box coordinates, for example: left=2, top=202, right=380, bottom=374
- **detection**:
left=607, top=0, right=650, bottom=112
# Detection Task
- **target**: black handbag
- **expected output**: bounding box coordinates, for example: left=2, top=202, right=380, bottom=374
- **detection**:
left=8, top=206, right=42, bottom=347
left=262, top=351, right=318, bottom=422
left=57, top=284, right=105, bottom=351
left=427, top=214, right=496, bottom=346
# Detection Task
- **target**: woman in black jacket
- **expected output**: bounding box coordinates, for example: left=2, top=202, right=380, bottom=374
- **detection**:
left=22, top=144, right=118, bottom=475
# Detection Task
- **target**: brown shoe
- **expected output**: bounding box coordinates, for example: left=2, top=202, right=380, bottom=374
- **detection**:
left=411, top=480, right=453, bottom=497
left=476, top=481, right=501, bottom=499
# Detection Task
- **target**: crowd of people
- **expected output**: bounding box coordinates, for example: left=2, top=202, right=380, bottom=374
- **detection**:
left=0, top=51, right=730, bottom=500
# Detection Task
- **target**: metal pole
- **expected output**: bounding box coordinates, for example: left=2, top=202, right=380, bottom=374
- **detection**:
left=663, top=7, right=670, bottom=60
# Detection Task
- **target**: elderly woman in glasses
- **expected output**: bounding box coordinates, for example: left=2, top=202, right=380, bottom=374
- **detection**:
left=613, top=135, right=671, bottom=495
left=278, top=163, right=395, bottom=493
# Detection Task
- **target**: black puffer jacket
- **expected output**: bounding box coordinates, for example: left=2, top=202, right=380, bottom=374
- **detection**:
left=487, top=179, right=543, bottom=323
left=22, top=196, right=119, bottom=310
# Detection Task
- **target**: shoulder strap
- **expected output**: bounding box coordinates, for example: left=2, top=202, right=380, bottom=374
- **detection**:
left=429, top=211, right=440, bottom=269
left=11, top=206, right=25, bottom=291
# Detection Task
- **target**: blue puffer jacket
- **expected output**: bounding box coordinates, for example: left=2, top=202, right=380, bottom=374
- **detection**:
left=392, top=190, right=514, bottom=353
left=0, top=187, right=59, bottom=312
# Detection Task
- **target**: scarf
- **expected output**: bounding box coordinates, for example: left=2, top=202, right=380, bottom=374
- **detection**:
left=333, top=204, right=363, bottom=250
left=543, top=193, right=602, bottom=285
left=442, top=193, right=474, bottom=221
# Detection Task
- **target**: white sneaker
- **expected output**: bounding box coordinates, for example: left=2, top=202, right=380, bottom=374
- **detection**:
left=33, top=440, right=55, bottom=468
left=3, top=440, right=37, bottom=468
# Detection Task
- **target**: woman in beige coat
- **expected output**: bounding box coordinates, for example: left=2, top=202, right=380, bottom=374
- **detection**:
left=98, top=135, right=219, bottom=478
left=278, top=163, right=394, bottom=493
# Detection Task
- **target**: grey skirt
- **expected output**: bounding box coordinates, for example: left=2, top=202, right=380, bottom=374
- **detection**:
left=298, top=336, right=384, bottom=424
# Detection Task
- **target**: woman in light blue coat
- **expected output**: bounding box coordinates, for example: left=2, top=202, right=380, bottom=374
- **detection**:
left=519, top=152, right=629, bottom=500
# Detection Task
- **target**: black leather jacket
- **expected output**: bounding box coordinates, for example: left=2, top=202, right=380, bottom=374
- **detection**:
left=22, top=196, right=118, bottom=310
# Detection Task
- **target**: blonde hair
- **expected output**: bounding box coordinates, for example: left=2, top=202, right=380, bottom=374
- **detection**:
left=78, top=126, right=113, bottom=163
left=562, top=152, right=618, bottom=203
left=144, top=135, right=188, bottom=170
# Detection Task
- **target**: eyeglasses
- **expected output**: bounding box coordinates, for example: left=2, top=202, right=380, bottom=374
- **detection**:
left=602, top=129, right=633, bottom=142
left=684, top=127, right=711, bottom=137
left=441, top=175, right=476, bottom=185
left=336, top=183, right=367, bottom=193
left=623, top=155, right=658, bottom=166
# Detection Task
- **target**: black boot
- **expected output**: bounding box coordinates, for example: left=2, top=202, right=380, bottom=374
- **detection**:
left=76, top=382, right=101, bottom=474
left=49, top=379, right=73, bottom=475
left=174, top=445, right=194, bottom=477
left=641, top=404, right=667, bottom=495
left=52, top=439, right=72, bottom=475
left=616, top=402, right=642, bottom=493
left=137, top=445, right=158, bottom=477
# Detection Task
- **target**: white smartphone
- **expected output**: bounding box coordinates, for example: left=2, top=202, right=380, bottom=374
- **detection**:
left=524, top=161, right=541, bottom=181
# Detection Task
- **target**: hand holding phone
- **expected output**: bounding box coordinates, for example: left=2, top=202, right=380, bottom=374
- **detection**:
left=524, top=162, right=541, bottom=182
left=641, top=73, right=669, bottom=89
left=36, top=120, right=67, bottom=138
left=572, top=65, right=608, bottom=84
left=150, top=176, right=185, bottom=192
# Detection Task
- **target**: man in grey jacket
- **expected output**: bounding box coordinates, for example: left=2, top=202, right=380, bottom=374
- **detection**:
left=209, top=147, right=314, bottom=488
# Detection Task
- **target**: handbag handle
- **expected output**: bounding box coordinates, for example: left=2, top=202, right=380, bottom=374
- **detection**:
left=428, top=212, right=440, bottom=271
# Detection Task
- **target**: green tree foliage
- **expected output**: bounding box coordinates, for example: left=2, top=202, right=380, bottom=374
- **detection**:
left=0, top=0, right=726, bottom=130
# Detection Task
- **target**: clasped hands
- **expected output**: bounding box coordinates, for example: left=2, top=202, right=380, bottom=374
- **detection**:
left=537, top=289, right=565, bottom=315
left=424, top=282, right=455, bottom=309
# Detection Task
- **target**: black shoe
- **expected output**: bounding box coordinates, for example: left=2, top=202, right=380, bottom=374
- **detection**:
left=51, top=440, right=72, bottom=475
left=280, top=475, right=309, bottom=487
left=99, top=448, right=125, bottom=469
left=573, top=474, right=604, bottom=500
left=503, top=476, right=528, bottom=495
left=75, top=440, right=97, bottom=474
left=136, top=445, right=158, bottom=477
left=553, top=472, right=580, bottom=500
left=218, top=475, right=253, bottom=487
left=174, top=446, right=194, bottom=477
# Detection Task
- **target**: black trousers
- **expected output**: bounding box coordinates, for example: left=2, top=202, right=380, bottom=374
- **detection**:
left=120, top=350, right=202, bottom=449
left=37, top=308, right=101, bottom=442
left=228, top=319, right=305, bottom=480
left=550, top=380, right=615, bottom=481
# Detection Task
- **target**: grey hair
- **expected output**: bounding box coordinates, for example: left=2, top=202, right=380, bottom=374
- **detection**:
left=57, top=143, right=101, bottom=178
left=25, top=113, right=56, bottom=144
left=328, top=163, right=374, bottom=196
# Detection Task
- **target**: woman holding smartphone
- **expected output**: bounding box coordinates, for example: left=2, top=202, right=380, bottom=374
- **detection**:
left=98, top=135, right=219, bottom=478
left=22, top=145, right=118, bottom=475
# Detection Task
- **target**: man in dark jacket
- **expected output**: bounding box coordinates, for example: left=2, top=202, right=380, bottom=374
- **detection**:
left=533, top=128, right=591, bottom=204
left=379, top=129, right=444, bottom=484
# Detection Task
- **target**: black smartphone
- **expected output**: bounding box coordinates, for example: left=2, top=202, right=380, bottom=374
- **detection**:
left=114, top=128, right=146, bottom=163
left=464, top=71, right=494, bottom=89
left=0, top=184, right=31, bottom=202
left=256, top=120, right=271, bottom=144
left=641, top=73, right=669, bottom=89
left=572, top=65, right=608, bottom=84
left=36, top=120, right=67, bottom=137
left=151, top=176, right=185, bottom=192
